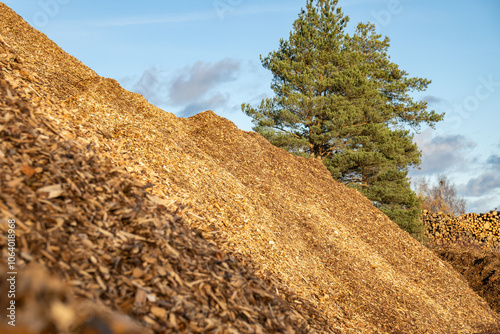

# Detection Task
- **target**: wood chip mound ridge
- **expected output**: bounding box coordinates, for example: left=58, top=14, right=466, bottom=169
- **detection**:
left=1, top=3, right=500, bottom=333
left=0, top=39, right=313, bottom=333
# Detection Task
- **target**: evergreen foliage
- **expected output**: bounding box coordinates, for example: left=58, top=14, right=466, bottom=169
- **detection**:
left=242, top=0, right=444, bottom=239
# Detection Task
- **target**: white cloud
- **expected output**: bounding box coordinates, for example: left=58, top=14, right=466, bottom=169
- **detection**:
left=486, top=154, right=500, bottom=166
left=132, top=67, right=168, bottom=106
left=422, top=95, right=446, bottom=106
left=468, top=194, right=500, bottom=213
left=124, top=59, right=240, bottom=116
left=463, top=172, right=500, bottom=197
left=412, top=130, right=476, bottom=175
left=177, top=93, right=229, bottom=118
left=168, top=58, right=240, bottom=105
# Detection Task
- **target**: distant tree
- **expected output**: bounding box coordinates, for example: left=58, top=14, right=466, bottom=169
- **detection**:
left=414, top=175, right=467, bottom=216
left=242, top=0, right=443, bottom=240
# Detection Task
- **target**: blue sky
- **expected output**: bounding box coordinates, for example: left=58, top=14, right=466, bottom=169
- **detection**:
left=4, top=0, right=500, bottom=213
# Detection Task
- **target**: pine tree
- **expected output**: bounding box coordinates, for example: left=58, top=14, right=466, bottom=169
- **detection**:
left=242, top=0, right=444, bottom=239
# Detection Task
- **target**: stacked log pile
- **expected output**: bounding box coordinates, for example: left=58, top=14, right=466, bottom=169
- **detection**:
left=422, top=210, right=500, bottom=251
left=422, top=211, right=463, bottom=244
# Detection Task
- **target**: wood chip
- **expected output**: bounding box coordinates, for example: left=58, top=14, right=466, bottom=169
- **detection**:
left=20, top=163, right=35, bottom=177
left=150, top=306, right=168, bottom=321
left=37, top=184, right=64, bottom=199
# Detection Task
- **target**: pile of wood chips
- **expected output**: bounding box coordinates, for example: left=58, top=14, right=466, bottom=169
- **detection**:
left=430, top=246, right=500, bottom=315
left=0, top=264, right=147, bottom=334
left=1, top=3, right=500, bottom=333
left=0, top=39, right=313, bottom=334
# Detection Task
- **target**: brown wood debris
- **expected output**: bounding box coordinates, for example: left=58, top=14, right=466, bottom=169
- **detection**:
left=422, top=210, right=500, bottom=320
left=430, top=245, right=500, bottom=315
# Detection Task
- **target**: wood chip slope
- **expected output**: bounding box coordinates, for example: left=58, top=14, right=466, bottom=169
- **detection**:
left=1, top=3, right=500, bottom=333
left=0, top=13, right=315, bottom=334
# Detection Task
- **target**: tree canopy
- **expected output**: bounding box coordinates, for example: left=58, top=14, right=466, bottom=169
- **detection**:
left=242, top=0, right=444, bottom=238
